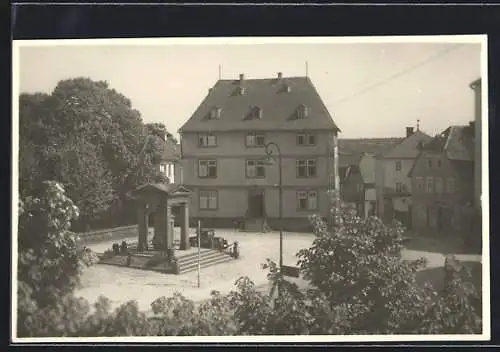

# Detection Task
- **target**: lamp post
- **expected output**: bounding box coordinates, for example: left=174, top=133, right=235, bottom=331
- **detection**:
left=264, top=142, right=283, bottom=270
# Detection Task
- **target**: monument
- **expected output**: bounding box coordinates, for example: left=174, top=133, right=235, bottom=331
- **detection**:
left=127, top=183, right=192, bottom=251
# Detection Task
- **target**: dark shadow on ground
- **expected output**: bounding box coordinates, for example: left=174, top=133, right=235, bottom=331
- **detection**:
left=405, top=235, right=481, bottom=255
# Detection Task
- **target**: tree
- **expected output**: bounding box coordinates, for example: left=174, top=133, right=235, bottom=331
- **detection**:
left=297, top=202, right=481, bottom=334
left=17, top=181, right=98, bottom=336
left=18, top=78, right=165, bottom=229
left=145, top=122, right=178, bottom=144
left=17, top=191, right=481, bottom=337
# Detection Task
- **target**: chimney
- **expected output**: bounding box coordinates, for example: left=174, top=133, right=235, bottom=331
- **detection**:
left=239, top=74, right=245, bottom=84
left=406, top=127, right=414, bottom=137
left=277, top=72, right=283, bottom=80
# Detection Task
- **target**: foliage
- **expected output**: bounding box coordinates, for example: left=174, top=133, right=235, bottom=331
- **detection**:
left=146, top=122, right=178, bottom=144
left=17, top=191, right=482, bottom=337
left=297, top=203, right=481, bottom=334
left=18, top=78, right=171, bottom=230
left=17, top=182, right=96, bottom=336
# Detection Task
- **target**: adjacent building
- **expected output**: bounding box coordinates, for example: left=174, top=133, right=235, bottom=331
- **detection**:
left=339, top=153, right=377, bottom=218
left=409, top=77, right=482, bottom=239
left=375, top=127, right=432, bottom=228
left=178, top=73, right=340, bottom=231
left=157, top=138, right=181, bottom=184
left=470, top=78, right=482, bottom=211
left=409, top=124, right=475, bottom=236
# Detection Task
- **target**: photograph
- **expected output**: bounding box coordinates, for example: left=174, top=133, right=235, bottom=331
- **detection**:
left=12, top=35, right=488, bottom=342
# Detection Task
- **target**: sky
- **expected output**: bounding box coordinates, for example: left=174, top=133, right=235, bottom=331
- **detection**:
left=17, top=38, right=482, bottom=139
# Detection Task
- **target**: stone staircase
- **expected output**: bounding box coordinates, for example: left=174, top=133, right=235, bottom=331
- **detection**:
left=241, top=217, right=269, bottom=233
left=176, top=248, right=235, bottom=275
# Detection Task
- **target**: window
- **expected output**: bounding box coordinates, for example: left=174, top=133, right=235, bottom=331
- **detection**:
left=198, top=133, right=217, bottom=147
left=446, top=177, right=456, bottom=194
left=297, top=105, right=309, bottom=119
left=297, top=190, right=318, bottom=211
left=297, top=133, right=317, bottom=146
left=427, top=159, right=433, bottom=168
left=246, top=160, right=266, bottom=178
left=198, top=160, right=217, bottom=178
left=426, top=176, right=434, bottom=193
left=437, top=159, right=442, bottom=168
left=435, top=177, right=443, bottom=194
left=416, top=176, right=424, bottom=191
left=159, top=164, right=166, bottom=174
left=209, top=107, right=222, bottom=119
left=199, top=190, right=218, bottom=210
left=250, top=106, right=262, bottom=119
left=296, top=159, right=317, bottom=178
left=356, top=184, right=364, bottom=193
left=396, top=161, right=402, bottom=171
left=245, top=132, right=265, bottom=147
left=396, top=182, right=403, bottom=193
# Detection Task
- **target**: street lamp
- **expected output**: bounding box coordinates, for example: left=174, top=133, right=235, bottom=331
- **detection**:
left=263, top=142, right=283, bottom=270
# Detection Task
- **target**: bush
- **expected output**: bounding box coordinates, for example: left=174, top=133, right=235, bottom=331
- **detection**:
left=17, top=190, right=482, bottom=337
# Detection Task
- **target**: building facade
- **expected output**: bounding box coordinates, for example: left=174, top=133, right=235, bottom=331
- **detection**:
left=375, top=127, right=432, bottom=228
left=409, top=125, right=475, bottom=236
left=157, top=138, right=180, bottom=184
left=339, top=153, right=377, bottom=218
left=178, top=73, right=340, bottom=231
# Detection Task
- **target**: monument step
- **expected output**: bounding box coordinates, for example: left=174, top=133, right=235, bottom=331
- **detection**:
left=177, top=249, right=232, bottom=266
left=178, top=253, right=235, bottom=274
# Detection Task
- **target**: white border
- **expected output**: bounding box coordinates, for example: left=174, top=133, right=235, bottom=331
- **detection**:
left=11, top=35, right=489, bottom=343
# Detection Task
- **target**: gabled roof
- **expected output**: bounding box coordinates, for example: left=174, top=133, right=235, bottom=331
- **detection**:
left=408, top=124, right=474, bottom=177
left=339, top=153, right=363, bottom=167
left=380, top=130, right=432, bottom=159
left=179, top=76, right=339, bottom=133
left=423, top=125, right=474, bottom=161
left=338, top=138, right=403, bottom=157
left=161, top=139, right=180, bottom=162
left=127, top=183, right=192, bottom=200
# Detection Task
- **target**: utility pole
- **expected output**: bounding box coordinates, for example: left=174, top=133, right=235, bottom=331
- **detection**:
left=197, top=220, right=201, bottom=288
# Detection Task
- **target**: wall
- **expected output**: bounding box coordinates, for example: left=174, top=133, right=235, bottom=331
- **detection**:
left=375, top=157, right=385, bottom=217
left=186, top=186, right=330, bottom=221
left=473, top=81, right=482, bottom=210
left=180, top=130, right=336, bottom=222
left=410, top=151, right=473, bottom=233
left=181, top=130, right=333, bottom=187
left=77, top=225, right=138, bottom=247
left=382, top=158, right=414, bottom=192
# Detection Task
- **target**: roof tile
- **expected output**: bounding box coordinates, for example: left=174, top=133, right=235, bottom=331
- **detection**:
left=179, top=76, right=339, bottom=132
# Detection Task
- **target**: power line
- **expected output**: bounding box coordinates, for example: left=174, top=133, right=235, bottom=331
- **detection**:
left=334, top=44, right=464, bottom=106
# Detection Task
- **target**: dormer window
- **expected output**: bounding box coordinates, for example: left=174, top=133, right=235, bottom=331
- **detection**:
left=297, top=105, right=308, bottom=119
left=238, top=87, right=246, bottom=95
left=284, top=84, right=291, bottom=93
left=251, top=106, right=263, bottom=119
left=210, top=107, right=222, bottom=119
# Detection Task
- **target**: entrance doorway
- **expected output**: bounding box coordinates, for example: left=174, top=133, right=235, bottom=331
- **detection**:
left=248, top=189, right=265, bottom=218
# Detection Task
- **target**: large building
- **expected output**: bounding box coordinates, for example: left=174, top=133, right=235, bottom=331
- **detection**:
left=409, top=124, right=475, bottom=236
left=177, top=73, right=340, bottom=232
left=375, top=126, right=432, bottom=228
